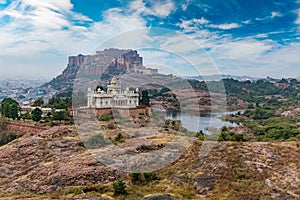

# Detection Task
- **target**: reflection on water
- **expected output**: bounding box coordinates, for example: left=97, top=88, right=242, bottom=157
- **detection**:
left=166, top=110, right=241, bottom=135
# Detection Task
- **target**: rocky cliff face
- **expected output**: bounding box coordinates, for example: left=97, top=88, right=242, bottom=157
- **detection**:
left=43, top=48, right=144, bottom=93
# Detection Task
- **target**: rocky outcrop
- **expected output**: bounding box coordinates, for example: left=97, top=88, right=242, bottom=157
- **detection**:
left=167, top=141, right=300, bottom=199
left=281, top=108, right=300, bottom=117
left=0, top=126, right=122, bottom=194
left=193, top=176, right=215, bottom=195
left=43, top=48, right=144, bottom=92
left=144, top=194, right=179, bottom=200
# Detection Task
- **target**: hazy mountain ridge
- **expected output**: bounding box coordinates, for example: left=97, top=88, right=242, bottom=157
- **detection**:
left=183, top=74, right=262, bottom=82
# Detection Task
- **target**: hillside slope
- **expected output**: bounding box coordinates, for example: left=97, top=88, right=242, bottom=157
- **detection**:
left=0, top=126, right=122, bottom=195
left=0, top=125, right=299, bottom=199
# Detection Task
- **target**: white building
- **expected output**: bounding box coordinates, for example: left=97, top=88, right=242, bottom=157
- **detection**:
left=87, top=76, right=139, bottom=108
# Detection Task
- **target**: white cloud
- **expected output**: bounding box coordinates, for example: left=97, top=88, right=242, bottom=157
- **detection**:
left=139, top=46, right=215, bottom=76
left=207, top=37, right=300, bottom=78
left=21, top=0, right=73, bottom=11
left=128, top=0, right=176, bottom=18
left=177, top=19, right=300, bottom=78
left=211, top=39, right=273, bottom=60
left=0, top=1, right=91, bottom=57
left=0, top=0, right=299, bottom=79
left=178, top=18, right=210, bottom=36
left=0, top=0, right=6, bottom=4
left=242, top=20, right=251, bottom=24
left=271, top=11, right=281, bottom=18
left=295, top=9, right=300, bottom=25
left=179, top=19, right=240, bottom=31
left=256, top=11, right=282, bottom=21
left=181, top=0, right=192, bottom=11
left=208, top=23, right=240, bottom=30
left=85, top=8, right=148, bottom=50
left=0, top=0, right=148, bottom=78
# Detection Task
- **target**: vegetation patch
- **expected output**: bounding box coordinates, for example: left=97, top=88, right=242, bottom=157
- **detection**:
left=130, top=172, right=159, bottom=185
left=98, top=114, right=111, bottom=121
left=112, top=180, right=128, bottom=196
left=0, top=131, right=22, bottom=146
left=84, top=133, right=111, bottom=148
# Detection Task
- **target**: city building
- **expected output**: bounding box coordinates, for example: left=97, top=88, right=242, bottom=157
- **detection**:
left=87, top=76, right=139, bottom=108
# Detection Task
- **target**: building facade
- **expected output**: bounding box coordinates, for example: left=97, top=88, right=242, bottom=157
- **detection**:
left=87, top=76, right=139, bottom=108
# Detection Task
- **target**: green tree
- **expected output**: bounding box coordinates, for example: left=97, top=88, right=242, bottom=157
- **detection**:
left=33, top=98, right=44, bottom=106
left=31, top=108, right=42, bottom=122
left=140, top=90, right=150, bottom=105
left=47, top=97, right=71, bottom=109
left=247, top=103, right=255, bottom=109
left=52, top=110, right=68, bottom=122
left=160, top=87, right=171, bottom=93
left=21, top=111, right=32, bottom=120
left=253, top=108, right=275, bottom=120
left=0, top=98, right=20, bottom=120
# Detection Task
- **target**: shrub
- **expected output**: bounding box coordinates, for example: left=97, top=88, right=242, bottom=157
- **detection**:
left=112, top=180, right=128, bottom=196
left=74, top=187, right=83, bottom=195
left=130, top=172, right=144, bottom=185
left=129, top=172, right=158, bottom=185
left=218, top=131, right=246, bottom=142
left=247, top=103, right=255, bottom=109
left=195, top=131, right=205, bottom=140
left=253, top=108, right=275, bottom=120
left=231, top=133, right=245, bottom=142
left=52, top=110, right=68, bottom=122
left=98, top=114, right=110, bottom=121
left=76, top=141, right=85, bottom=147
left=107, top=122, right=115, bottom=129
left=84, top=134, right=111, bottom=148
left=115, top=133, right=125, bottom=143
left=143, top=172, right=158, bottom=182
left=0, top=131, right=21, bottom=146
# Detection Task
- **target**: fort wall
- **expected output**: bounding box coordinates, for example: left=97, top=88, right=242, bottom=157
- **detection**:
left=72, top=106, right=151, bottom=119
left=2, top=121, right=47, bottom=135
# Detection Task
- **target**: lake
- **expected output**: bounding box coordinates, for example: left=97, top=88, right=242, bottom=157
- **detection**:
left=166, top=110, right=242, bottom=135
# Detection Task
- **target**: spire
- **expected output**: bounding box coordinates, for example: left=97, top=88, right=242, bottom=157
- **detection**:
left=111, top=75, right=117, bottom=84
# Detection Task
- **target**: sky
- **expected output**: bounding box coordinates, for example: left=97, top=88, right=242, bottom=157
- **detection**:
left=0, top=0, right=300, bottom=79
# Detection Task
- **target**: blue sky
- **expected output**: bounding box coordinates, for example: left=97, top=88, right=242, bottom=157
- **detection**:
left=0, top=0, right=300, bottom=79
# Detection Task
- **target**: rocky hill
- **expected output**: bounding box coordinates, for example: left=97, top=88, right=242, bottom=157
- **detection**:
left=0, top=125, right=299, bottom=199
left=42, top=48, right=145, bottom=95
left=0, top=126, right=122, bottom=195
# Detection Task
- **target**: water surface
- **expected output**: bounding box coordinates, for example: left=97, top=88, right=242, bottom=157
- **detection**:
left=166, top=110, right=242, bottom=134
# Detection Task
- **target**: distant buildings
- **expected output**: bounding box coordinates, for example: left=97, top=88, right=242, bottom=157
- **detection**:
left=0, top=79, right=48, bottom=104
left=20, top=106, right=65, bottom=117
left=87, top=76, right=139, bottom=109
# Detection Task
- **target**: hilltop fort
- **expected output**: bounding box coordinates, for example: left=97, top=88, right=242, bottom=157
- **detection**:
left=43, top=48, right=158, bottom=94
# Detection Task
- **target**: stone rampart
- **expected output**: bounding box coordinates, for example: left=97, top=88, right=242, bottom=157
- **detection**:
left=3, top=121, right=47, bottom=135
